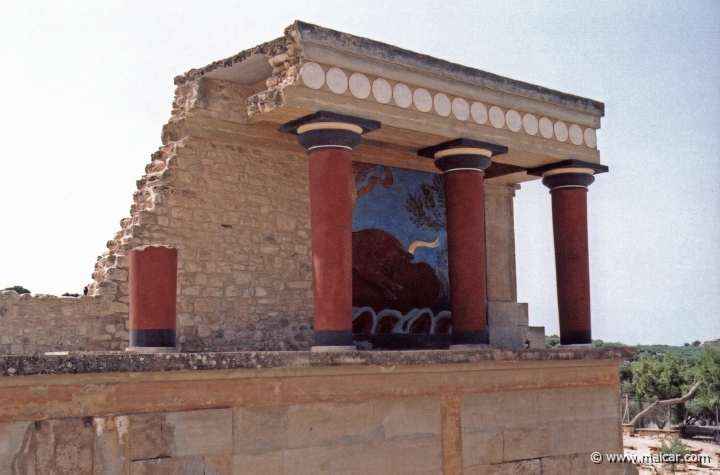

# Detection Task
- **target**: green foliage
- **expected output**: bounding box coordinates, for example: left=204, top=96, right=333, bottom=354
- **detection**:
left=634, top=352, right=687, bottom=402
left=632, top=352, right=689, bottom=428
left=620, top=342, right=720, bottom=427
left=636, top=344, right=704, bottom=367
left=2, top=285, right=30, bottom=294
left=619, top=361, right=634, bottom=388
left=658, top=437, right=689, bottom=473
left=692, top=340, right=701, bottom=346
left=405, top=175, right=446, bottom=232
left=545, top=334, right=560, bottom=348
left=592, top=339, right=626, bottom=348
left=690, top=347, right=720, bottom=420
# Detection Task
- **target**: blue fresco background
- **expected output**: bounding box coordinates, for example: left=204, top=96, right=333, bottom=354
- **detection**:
left=352, top=165, right=448, bottom=273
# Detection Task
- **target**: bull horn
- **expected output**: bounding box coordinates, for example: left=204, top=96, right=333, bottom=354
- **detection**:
left=408, top=237, right=440, bottom=254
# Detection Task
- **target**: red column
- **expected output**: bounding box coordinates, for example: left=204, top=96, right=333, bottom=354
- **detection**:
left=128, top=246, right=178, bottom=348
left=307, top=148, right=354, bottom=344
left=418, top=138, right=508, bottom=345
left=542, top=169, right=596, bottom=345
left=280, top=111, right=381, bottom=348
left=419, top=139, right=507, bottom=345
left=443, top=164, right=489, bottom=343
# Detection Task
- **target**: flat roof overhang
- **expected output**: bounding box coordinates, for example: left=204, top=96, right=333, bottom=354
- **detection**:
left=177, top=21, right=606, bottom=185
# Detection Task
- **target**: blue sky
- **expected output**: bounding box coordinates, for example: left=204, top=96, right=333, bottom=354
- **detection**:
left=0, top=1, right=718, bottom=345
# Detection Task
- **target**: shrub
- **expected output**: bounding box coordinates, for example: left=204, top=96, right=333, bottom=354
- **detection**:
left=658, top=437, right=689, bottom=473
left=2, top=286, right=30, bottom=294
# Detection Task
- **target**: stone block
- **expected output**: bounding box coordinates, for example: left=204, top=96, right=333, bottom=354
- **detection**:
left=380, top=397, right=440, bottom=439
left=489, top=326, right=526, bottom=349
left=105, top=268, right=128, bottom=282
left=547, top=418, right=622, bottom=457
left=536, top=386, right=620, bottom=425
left=231, top=452, right=283, bottom=475
left=93, top=416, right=128, bottom=475
left=325, top=437, right=442, bottom=475
left=284, top=399, right=389, bottom=450
left=462, top=390, right=541, bottom=432
left=278, top=446, right=329, bottom=475
left=233, top=406, right=285, bottom=455
left=0, top=420, right=35, bottom=475
left=462, top=429, right=504, bottom=466
left=203, top=454, right=232, bottom=475
left=165, top=408, right=233, bottom=457
left=129, top=413, right=173, bottom=461
left=130, top=456, right=204, bottom=475
left=541, top=453, right=632, bottom=475
left=36, top=419, right=94, bottom=475
left=487, top=302, right=528, bottom=327
left=465, top=459, right=541, bottom=475
left=525, top=326, right=545, bottom=349
left=502, top=428, right=550, bottom=461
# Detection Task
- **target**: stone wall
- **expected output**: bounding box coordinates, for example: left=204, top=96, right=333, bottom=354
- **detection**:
left=2, top=74, right=317, bottom=355
left=1, top=44, right=530, bottom=356
left=0, top=350, right=635, bottom=474
left=0, top=290, right=125, bottom=356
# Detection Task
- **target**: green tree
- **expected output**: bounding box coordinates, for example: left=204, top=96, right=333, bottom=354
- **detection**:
left=545, top=334, right=560, bottom=348
left=633, top=352, right=689, bottom=428
left=689, top=347, right=720, bottom=424
left=2, top=285, right=30, bottom=294
left=634, top=352, right=687, bottom=402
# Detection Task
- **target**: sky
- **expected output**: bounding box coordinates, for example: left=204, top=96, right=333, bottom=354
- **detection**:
left=0, top=1, right=718, bottom=345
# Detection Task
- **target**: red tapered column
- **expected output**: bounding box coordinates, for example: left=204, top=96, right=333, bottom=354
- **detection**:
left=541, top=167, right=597, bottom=345
left=280, top=111, right=381, bottom=348
left=307, top=147, right=354, bottom=342
left=128, top=246, right=178, bottom=348
left=419, top=139, right=508, bottom=345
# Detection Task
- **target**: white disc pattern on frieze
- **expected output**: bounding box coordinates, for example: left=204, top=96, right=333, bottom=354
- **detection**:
left=539, top=117, right=554, bottom=138
left=452, top=98, right=469, bottom=120
left=433, top=93, right=451, bottom=117
left=470, top=102, right=488, bottom=124
left=349, top=73, right=371, bottom=99
left=372, top=78, right=392, bottom=104
left=522, top=114, right=538, bottom=135
left=584, top=128, right=597, bottom=148
left=393, top=83, right=413, bottom=108
left=489, top=106, right=505, bottom=128
left=300, top=62, right=325, bottom=90
left=326, top=67, right=348, bottom=94
left=505, top=110, right=522, bottom=132
left=554, top=120, right=568, bottom=142
left=568, top=124, right=583, bottom=145
left=413, top=88, right=433, bottom=112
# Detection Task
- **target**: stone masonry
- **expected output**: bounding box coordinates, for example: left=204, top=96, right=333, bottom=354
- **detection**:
left=1, top=26, right=314, bottom=355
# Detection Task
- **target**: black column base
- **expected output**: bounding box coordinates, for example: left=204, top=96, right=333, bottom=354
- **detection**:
left=560, top=331, right=592, bottom=346
left=353, top=334, right=451, bottom=350
left=130, top=329, right=176, bottom=347
left=314, top=330, right=354, bottom=346
left=451, top=330, right=489, bottom=345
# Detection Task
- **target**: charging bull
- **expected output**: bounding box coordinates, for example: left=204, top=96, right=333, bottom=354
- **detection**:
left=352, top=228, right=440, bottom=315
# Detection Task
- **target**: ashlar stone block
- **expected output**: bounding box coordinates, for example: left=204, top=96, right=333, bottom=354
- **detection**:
left=0, top=420, right=35, bottom=475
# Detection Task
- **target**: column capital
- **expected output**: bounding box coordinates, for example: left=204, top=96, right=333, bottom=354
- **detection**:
left=280, top=111, right=381, bottom=153
left=417, top=138, right=508, bottom=174
left=528, top=159, right=608, bottom=191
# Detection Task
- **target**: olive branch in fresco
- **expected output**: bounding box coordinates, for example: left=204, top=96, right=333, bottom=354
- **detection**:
left=405, top=174, right=446, bottom=232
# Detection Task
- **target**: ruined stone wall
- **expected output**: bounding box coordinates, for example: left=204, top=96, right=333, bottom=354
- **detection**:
left=0, top=290, right=125, bottom=356
left=2, top=71, right=315, bottom=354
left=88, top=76, right=316, bottom=353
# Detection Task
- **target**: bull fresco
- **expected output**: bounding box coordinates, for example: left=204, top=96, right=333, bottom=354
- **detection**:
left=351, top=163, right=450, bottom=336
